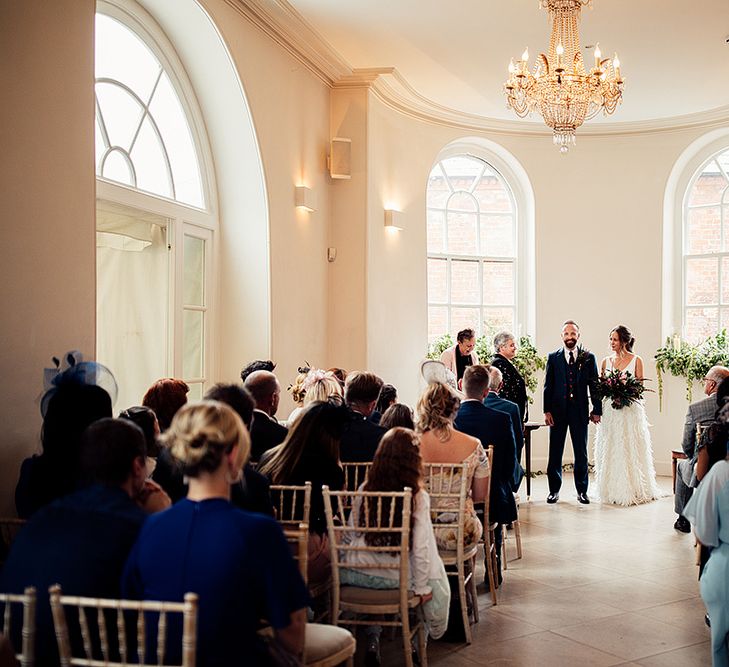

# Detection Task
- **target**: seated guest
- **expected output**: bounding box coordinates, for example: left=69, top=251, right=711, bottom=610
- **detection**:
left=340, top=371, right=386, bottom=462
left=2, top=418, right=161, bottom=666
left=16, top=373, right=113, bottom=518
left=123, top=402, right=308, bottom=667
left=286, top=364, right=310, bottom=424
left=244, top=370, right=288, bottom=461
left=119, top=405, right=161, bottom=464
left=327, top=367, right=348, bottom=391
left=340, top=428, right=450, bottom=663
left=417, top=381, right=489, bottom=550
left=153, top=384, right=274, bottom=516
left=258, top=400, right=349, bottom=585
left=674, top=365, right=729, bottom=533
left=453, top=365, right=518, bottom=577
left=440, top=328, right=479, bottom=385
left=240, top=359, right=276, bottom=383
left=380, top=403, right=415, bottom=431
left=683, top=451, right=729, bottom=666
left=484, top=367, right=525, bottom=490
left=491, top=331, right=528, bottom=424
left=142, top=378, right=189, bottom=432
left=370, top=383, right=397, bottom=424
left=303, top=370, right=343, bottom=407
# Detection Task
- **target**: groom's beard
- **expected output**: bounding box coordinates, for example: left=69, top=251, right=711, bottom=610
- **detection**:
left=564, top=339, right=578, bottom=349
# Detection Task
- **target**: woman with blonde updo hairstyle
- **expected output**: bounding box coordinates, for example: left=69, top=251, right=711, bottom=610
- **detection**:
left=416, top=382, right=488, bottom=550
left=123, top=401, right=309, bottom=665
left=303, top=372, right=343, bottom=407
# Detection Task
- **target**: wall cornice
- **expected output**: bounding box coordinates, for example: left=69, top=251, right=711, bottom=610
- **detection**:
left=231, top=0, right=729, bottom=136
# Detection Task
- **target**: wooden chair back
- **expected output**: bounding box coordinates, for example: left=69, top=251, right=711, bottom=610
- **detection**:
left=49, top=585, right=197, bottom=667
left=0, top=587, right=35, bottom=667
left=270, top=482, right=312, bottom=530
left=282, top=522, right=309, bottom=584
left=323, top=486, right=412, bottom=614
left=339, top=463, right=372, bottom=514
left=422, top=462, right=469, bottom=558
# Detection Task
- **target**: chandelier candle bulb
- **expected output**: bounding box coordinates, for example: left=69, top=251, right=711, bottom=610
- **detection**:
left=594, top=43, right=601, bottom=68
left=613, top=53, right=621, bottom=80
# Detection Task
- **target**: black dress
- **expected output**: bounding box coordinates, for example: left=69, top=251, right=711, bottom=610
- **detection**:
left=491, top=353, right=528, bottom=423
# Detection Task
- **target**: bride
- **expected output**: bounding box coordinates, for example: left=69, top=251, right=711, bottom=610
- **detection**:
left=594, top=325, right=662, bottom=505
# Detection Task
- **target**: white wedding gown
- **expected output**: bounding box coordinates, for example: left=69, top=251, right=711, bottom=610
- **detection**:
left=594, top=355, right=662, bottom=506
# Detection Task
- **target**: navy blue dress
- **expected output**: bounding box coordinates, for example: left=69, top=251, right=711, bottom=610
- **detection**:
left=122, top=498, right=309, bottom=666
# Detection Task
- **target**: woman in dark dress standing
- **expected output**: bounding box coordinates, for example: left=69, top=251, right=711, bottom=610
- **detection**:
left=491, top=331, right=528, bottom=424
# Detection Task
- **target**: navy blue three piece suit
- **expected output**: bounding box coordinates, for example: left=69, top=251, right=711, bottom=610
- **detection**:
left=543, top=347, right=601, bottom=495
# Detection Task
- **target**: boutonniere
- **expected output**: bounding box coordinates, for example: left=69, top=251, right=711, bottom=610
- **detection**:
left=575, top=347, right=591, bottom=370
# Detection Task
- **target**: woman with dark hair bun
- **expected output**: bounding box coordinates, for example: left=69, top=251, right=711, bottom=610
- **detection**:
left=593, top=325, right=662, bottom=505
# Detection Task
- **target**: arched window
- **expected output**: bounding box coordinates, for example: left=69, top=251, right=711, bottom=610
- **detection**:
left=683, top=147, right=729, bottom=343
left=95, top=3, right=216, bottom=409
left=427, top=154, right=518, bottom=343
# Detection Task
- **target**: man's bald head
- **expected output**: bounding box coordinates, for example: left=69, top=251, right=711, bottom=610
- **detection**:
left=244, top=370, right=281, bottom=416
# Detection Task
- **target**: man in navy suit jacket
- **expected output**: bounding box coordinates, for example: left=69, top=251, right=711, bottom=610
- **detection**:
left=484, top=367, right=525, bottom=491
left=454, top=365, right=518, bottom=583
left=543, top=320, right=601, bottom=504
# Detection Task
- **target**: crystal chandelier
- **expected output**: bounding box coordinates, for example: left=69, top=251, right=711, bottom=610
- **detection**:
left=503, top=0, right=624, bottom=153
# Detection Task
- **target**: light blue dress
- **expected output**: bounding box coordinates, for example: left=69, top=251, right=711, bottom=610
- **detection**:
left=684, top=459, right=729, bottom=666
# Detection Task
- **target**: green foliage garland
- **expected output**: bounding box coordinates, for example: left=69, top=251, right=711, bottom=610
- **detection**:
left=654, top=329, right=729, bottom=408
left=427, top=333, right=546, bottom=403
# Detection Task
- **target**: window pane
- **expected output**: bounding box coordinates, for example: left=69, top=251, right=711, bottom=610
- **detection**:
left=441, top=155, right=483, bottom=193
left=95, top=82, right=144, bottom=152
left=473, top=174, right=512, bottom=212
left=483, top=262, right=515, bottom=305
left=686, top=258, right=718, bottom=305
left=427, top=209, right=445, bottom=254
left=183, top=309, right=204, bottom=379
left=688, top=162, right=727, bottom=206
left=448, top=192, right=477, bottom=213
left=722, top=309, right=729, bottom=333
left=426, top=163, right=450, bottom=209
left=187, top=382, right=203, bottom=401
left=483, top=308, right=515, bottom=342
left=427, top=258, right=447, bottom=303
left=446, top=211, right=478, bottom=255
left=131, top=116, right=173, bottom=199
left=184, top=235, right=205, bottom=306
left=149, top=73, right=204, bottom=207
left=685, top=207, right=720, bottom=254
left=450, top=307, right=480, bottom=336
left=102, top=149, right=135, bottom=187
left=428, top=306, right=448, bottom=343
left=95, top=15, right=161, bottom=102
left=722, top=258, right=729, bottom=305
left=480, top=214, right=515, bottom=257
left=451, top=260, right=479, bottom=304
left=724, top=205, right=729, bottom=252
left=685, top=308, right=718, bottom=345
left=718, top=151, right=729, bottom=180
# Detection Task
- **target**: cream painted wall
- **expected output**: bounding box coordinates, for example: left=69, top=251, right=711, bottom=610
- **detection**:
left=0, top=0, right=96, bottom=515
left=360, top=92, right=725, bottom=477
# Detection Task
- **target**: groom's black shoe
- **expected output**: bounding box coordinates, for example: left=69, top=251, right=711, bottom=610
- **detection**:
left=546, top=492, right=559, bottom=504
left=577, top=492, right=590, bottom=504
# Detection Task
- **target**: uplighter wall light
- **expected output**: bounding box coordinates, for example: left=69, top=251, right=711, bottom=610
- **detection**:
left=295, top=186, right=316, bottom=212
left=384, top=209, right=403, bottom=231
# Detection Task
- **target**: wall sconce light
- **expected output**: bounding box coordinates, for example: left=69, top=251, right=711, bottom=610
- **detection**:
left=295, top=186, right=316, bottom=212
left=384, top=209, right=403, bottom=231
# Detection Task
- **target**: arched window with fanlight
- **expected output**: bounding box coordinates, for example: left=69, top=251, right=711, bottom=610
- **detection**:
left=427, top=154, right=518, bottom=344
left=95, top=3, right=216, bottom=410
left=682, top=147, right=729, bottom=344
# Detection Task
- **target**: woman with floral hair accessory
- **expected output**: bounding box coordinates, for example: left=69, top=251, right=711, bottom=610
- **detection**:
left=303, top=370, right=342, bottom=407
left=286, top=364, right=310, bottom=424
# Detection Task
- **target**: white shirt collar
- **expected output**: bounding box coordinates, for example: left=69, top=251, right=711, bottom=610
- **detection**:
left=563, top=346, right=578, bottom=363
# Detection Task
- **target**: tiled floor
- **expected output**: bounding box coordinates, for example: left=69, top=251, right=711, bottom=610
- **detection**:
left=384, top=473, right=711, bottom=666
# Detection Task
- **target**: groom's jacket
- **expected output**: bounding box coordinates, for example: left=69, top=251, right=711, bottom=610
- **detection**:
left=543, top=348, right=601, bottom=420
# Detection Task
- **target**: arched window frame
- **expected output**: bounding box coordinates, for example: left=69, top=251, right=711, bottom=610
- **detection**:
left=427, top=139, right=536, bottom=343
left=95, top=0, right=219, bottom=400
left=663, top=129, right=729, bottom=342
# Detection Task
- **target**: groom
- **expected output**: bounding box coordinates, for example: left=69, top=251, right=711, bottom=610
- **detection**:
left=543, top=320, right=601, bottom=504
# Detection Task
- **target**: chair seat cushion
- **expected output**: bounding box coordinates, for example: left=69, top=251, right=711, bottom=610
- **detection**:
left=437, top=542, right=478, bottom=564
left=340, top=585, right=417, bottom=606
left=305, top=623, right=356, bottom=664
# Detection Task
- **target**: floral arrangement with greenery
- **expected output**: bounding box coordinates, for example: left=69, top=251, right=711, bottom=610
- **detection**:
left=654, top=330, right=729, bottom=407
left=594, top=369, right=651, bottom=410
left=427, top=333, right=545, bottom=402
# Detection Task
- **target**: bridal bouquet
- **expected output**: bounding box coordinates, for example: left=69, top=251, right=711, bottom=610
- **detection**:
left=595, top=369, right=651, bottom=410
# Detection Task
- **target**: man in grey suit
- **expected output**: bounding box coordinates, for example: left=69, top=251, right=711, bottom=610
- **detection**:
left=674, top=365, right=729, bottom=532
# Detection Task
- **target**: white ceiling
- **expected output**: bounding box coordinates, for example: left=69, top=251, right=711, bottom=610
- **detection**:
left=287, top=0, right=729, bottom=124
